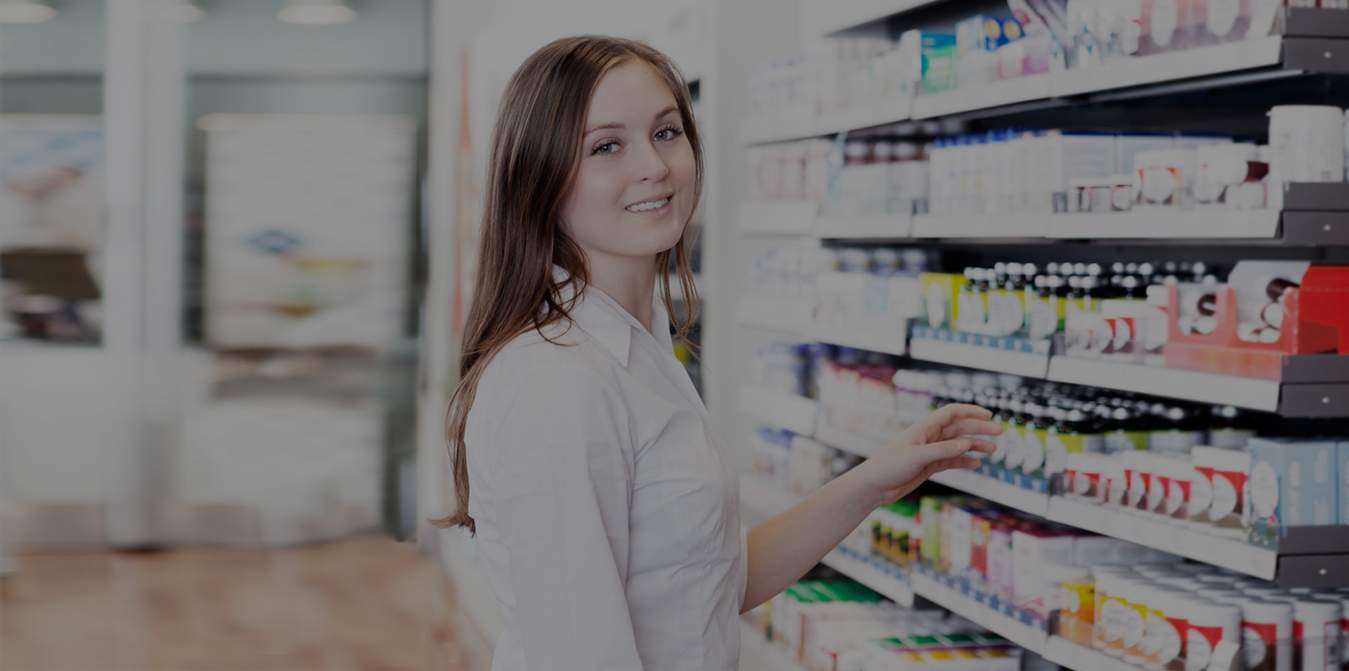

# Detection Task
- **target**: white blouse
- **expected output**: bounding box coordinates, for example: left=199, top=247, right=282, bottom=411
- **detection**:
left=465, top=270, right=746, bottom=671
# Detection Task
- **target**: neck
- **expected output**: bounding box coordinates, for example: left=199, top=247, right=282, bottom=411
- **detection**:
left=584, top=250, right=658, bottom=333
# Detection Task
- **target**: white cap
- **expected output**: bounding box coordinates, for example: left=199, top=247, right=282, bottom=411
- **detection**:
left=1293, top=598, right=1342, bottom=628
left=1196, top=573, right=1241, bottom=585
left=1188, top=600, right=1242, bottom=638
left=1239, top=599, right=1294, bottom=638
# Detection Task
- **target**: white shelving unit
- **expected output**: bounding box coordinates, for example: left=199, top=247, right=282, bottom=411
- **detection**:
left=821, top=547, right=915, bottom=607
left=911, top=213, right=1051, bottom=239
left=737, top=200, right=818, bottom=236
left=735, top=296, right=812, bottom=336
left=805, top=323, right=908, bottom=357
left=1046, top=358, right=1282, bottom=413
left=909, top=338, right=1052, bottom=378
left=738, top=387, right=819, bottom=436
left=813, top=213, right=913, bottom=240
left=909, top=571, right=1049, bottom=654
left=813, top=421, right=888, bottom=458
left=1046, top=210, right=1282, bottom=240
left=927, top=469, right=1050, bottom=517
left=1047, top=497, right=1279, bottom=580
left=1050, top=36, right=1284, bottom=97
left=911, top=73, right=1053, bottom=120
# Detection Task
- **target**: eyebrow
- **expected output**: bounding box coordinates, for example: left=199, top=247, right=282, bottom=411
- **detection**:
left=584, top=105, right=680, bottom=135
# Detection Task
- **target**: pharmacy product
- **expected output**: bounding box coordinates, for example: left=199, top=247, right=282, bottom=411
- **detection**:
left=1193, top=446, right=1249, bottom=538
left=1185, top=601, right=1242, bottom=671
left=1293, top=598, right=1343, bottom=671
left=1339, top=441, right=1349, bottom=524
left=1268, top=105, right=1346, bottom=184
left=1012, top=528, right=1076, bottom=619
left=1239, top=598, right=1294, bottom=671
left=1247, top=437, right=1340, bottom=549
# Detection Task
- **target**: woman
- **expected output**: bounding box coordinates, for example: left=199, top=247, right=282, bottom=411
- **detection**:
left=438, top=36, right=1001, bottom=671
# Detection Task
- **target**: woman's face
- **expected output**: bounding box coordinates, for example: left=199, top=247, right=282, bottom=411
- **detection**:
left=560, top=61, right=695, bottom=266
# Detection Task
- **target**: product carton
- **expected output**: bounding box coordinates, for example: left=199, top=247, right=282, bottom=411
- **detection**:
left=1247, top=437, right=1339, bottom=549
left=1011, top=528, right=1075, bottom=619
left=1340, top=441, right=1349, bottom=524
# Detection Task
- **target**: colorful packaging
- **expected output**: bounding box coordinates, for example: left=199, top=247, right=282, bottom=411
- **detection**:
left=920, top=496, right=945, bottom=565
left=1192, top=446, right=1249, bottom=538
left=1247, top=438, right=1340, bottom=549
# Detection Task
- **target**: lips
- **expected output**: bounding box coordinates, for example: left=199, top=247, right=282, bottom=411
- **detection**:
left=625, top=193, right=673, bottom=213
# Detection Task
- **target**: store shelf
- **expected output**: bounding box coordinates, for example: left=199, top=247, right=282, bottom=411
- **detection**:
left=1046, top=497, right=1278, bottom=580
left=909, top=570, right=1048, bottom=654
left=1047, top=357, right=1281, bottom=413
left=806, top=322, right=908, bottom=357
left=912, top=213, right=1050, bottom=239
left=909, top=337, right=1052, bottom=378
left=1043, top=637, right=1152, bottom=671
left=813, top=213, right=913, bottom=240
left=736, top=296, right=811, bottom=335
left=821, top=546, right=915, bottom=607
left=737, top=200, right=818, bottom=236
left=739, top=387, right=818, bottom=436
left=814, top=420, right=888, bottom=458
left=911, top=73, right=1053, bottom=120
left=1047, top=209, right=1281, bottom=240
left=739, top=620, right=807, bottom=671
left=927, top=469, right=1049, bottom=517
left=1052, top=36, right=1284, bottom=98
left=806, top=0, right=945, bottom=37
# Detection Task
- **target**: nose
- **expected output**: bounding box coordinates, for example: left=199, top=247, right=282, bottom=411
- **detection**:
left=635, top=139, right=670, bottom=183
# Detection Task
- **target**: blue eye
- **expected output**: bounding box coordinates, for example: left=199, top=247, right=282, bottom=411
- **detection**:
left=592, top=141, right=621, bottom=156
left=655, top=126, right=683, bottom=142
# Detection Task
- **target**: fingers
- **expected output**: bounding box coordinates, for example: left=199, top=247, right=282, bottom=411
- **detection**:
left=939, top=417, right=1005, bottom=440
left=904, top=403, right=994, bottom=443
left=921, top=437, right=995, bottom=462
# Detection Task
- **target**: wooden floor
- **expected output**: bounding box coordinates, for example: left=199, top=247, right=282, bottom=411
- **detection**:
left=0, top=535, right=492, bottom=671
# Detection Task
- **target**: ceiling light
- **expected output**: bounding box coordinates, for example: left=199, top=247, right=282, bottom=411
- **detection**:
left=278, top=0, right=354, bottom=26
left=170, top=0, right=205, bottom=24
left=0, top=0, right=56, bottom=24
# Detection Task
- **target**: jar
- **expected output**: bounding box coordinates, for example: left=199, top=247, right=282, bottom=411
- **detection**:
left=1238, top=598, right=1293, bottom=671
left=1184, top=601, right=1241, bottom=671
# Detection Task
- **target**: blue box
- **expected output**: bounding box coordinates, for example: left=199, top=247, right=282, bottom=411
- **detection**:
left=1340, top=442, right=1349, bottom=524
left=1246, top=437, right=1340, bottom=549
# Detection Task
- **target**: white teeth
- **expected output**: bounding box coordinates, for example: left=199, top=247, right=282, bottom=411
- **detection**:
left=627, top=197, right=670, bottom=213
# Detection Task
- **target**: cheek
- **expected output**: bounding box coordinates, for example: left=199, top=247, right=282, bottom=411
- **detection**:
left=562, top=168, right=627, bottom=234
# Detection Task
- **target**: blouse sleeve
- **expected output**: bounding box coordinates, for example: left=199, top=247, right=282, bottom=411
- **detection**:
left=489, top=360, right=643, bottom=671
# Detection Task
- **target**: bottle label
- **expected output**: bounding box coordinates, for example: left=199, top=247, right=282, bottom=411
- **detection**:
left=1021, top=430, right=1045, bottom=474
left=1045, top=433, right=1068, bottom=475
left=1190, top=468, right=1215, bottom=519
left=1185, top=626, right=1218, bottom=671
left=1242, top=622, right=1276, bottom=670
left=1249, top=460, right=1280, bottom=520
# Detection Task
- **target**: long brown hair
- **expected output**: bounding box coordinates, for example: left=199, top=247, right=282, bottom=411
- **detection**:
left=433, top=36, right=703, bottom=533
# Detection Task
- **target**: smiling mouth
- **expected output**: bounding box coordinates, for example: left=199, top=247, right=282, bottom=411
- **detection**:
left=625, top=194, right=673, bottom=213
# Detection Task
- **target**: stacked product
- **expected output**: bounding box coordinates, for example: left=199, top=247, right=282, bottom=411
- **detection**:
left=746, top=576, right=1021, bottom=671
left=1048, top=563, right=1349, bottom=671
left=813, top=247, right=927, bottom=345
left=749, top=425, right=861, bottom=500
left=1062, top=435, right=1349, bottom=552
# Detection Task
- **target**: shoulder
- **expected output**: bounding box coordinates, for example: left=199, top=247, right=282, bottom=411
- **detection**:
left=469, top=322, right=626, bottom=433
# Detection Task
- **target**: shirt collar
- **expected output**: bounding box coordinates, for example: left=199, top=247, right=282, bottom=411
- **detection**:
left=551, top=265, right=671, bottom=367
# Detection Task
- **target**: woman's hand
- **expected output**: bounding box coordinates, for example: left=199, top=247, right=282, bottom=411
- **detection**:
left=856, top=404, right=1003, bottom=506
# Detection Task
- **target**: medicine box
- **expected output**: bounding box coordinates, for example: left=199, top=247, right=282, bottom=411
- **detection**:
left=1340, top=442, right=1349, bottom=524
left=1246, top=437, right=1339, bottom=549
left=1011, top=528, right=1075, bottom=619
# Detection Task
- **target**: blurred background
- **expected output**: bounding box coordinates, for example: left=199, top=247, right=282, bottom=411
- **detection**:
left=6, top=1, right=1349, bottom=670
